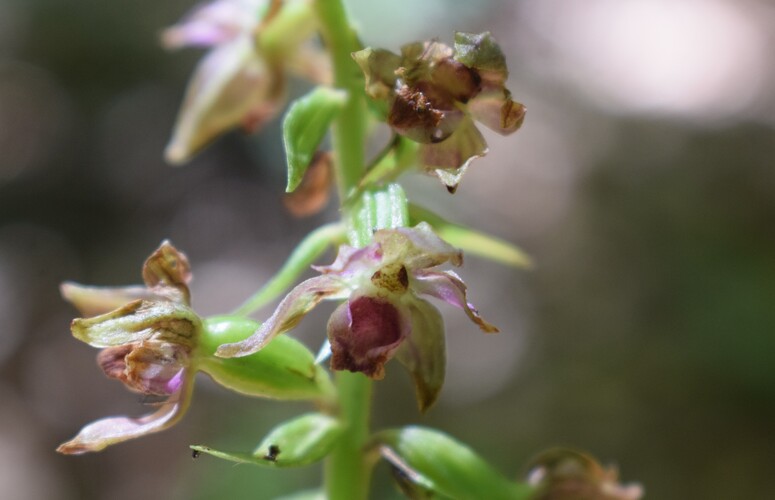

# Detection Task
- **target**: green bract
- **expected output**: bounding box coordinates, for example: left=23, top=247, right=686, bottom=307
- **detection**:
left=376, top=426, right=532, bottom=500
left=191, top=413, right=342, bottom=468
left=284, top=86, right=347, bottom=192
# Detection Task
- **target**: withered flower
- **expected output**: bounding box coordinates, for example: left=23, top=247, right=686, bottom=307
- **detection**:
left=353, top=32, right=526, bottom=192
left=163, top=0, right=328, bottom=164
left=526, top=448, right=643, bottom=500
left=217, top=223, right=497, bottom=411
left=57, top=242, right=200, bottom=454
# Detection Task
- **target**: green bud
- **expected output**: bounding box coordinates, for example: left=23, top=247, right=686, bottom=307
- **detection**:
left=197, top=316, right=333, bottom=400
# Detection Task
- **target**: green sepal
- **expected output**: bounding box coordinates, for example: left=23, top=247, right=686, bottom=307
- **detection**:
left=283, top=86, right=347, bottom=192
left=191, top=413, right=342, bottom=468
left=409, top=204, right=532, bottom=268
left=231, top=223, right=346, bottom=317
left=198, top=316, right=333, bottom=400
left=375, top=426, right=532, bottom=500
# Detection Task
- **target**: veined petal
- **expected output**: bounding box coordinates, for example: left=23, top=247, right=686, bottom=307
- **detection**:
left=419, top=118, right=488, bottom=193
left=60, top=283, right=154, bottom=317
left=216, top=275, right=347, bottom=358
left=468, top=87, right=525, bottom=136
left=142, top=241, right=192, bottom=305
left=328, top=294, right=410, bottom=379
left=56, top=373, right=194, bottom=455
left=161, top=0, right=265, bottom=50
left=375, top=222, right=462, bottom=271
left=396, top=298, right=445, bottom=412
left=71, top=300, right=201, bottom=348
left=165, top=36, right=281, bottom=165
left=413, top=270, right=498, bottom=333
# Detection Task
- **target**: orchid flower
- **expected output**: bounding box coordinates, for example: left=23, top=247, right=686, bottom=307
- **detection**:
left=217, top=223, right=497, bottom=411
left=163, top=0, right=328, bottom=164
left=57, top=242, right=200, bottom=454
left=57, top=241, right=330, bottom=454
left=353, top=32, right=526, bottom=192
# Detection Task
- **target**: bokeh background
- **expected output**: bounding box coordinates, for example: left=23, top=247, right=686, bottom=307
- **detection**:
left=2, top=0, right=774, bottom=498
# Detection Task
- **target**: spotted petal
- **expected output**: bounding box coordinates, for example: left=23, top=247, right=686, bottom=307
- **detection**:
left=56, top=373, right=194, bottom=454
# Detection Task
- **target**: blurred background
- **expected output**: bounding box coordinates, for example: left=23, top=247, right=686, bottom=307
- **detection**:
left=1, top=0, right=774, bottom=498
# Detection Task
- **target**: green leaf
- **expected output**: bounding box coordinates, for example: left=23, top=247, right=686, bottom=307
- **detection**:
left=191, top=413, right=342, bottom=468
left=409, top=204, right=532, bottom=268
left=198, top=317, right=334, bottom=400
left=376, top=426, right=532, bottom=500
left=283, top=86, right=347, bottom=192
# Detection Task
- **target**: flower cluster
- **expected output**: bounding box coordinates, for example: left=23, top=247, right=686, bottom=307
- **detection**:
left=217, top=223, right=497, bottom=410
left=353, top=32, right=526, bottom=192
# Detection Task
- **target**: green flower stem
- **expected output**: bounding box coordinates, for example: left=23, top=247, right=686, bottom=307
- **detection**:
left=232, top=223, right=345, bottom=317
left=314, top=0, right=375, bottom=499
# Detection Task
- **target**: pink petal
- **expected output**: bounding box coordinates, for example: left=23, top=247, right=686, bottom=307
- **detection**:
left=56, top=374, right=194, bottom=454
left=216, top=275, right=347, bottom=358
left=413, top=270, right=498, bottom=333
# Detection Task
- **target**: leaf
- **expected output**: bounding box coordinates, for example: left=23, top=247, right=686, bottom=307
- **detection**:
left=190, top=413, right=342, bottom=468
left=199, top=317, right=334, bottom=400
left=409, top=204, right=532, bottom=268
left=283, top=86, right=347, bottom=192
left=376, top=426, right=532, bottom=500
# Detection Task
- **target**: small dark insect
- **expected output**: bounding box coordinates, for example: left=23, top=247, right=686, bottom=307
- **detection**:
left=191, top=449, right=201, bottom=459
left=263, top=444, right=281, bottom=462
